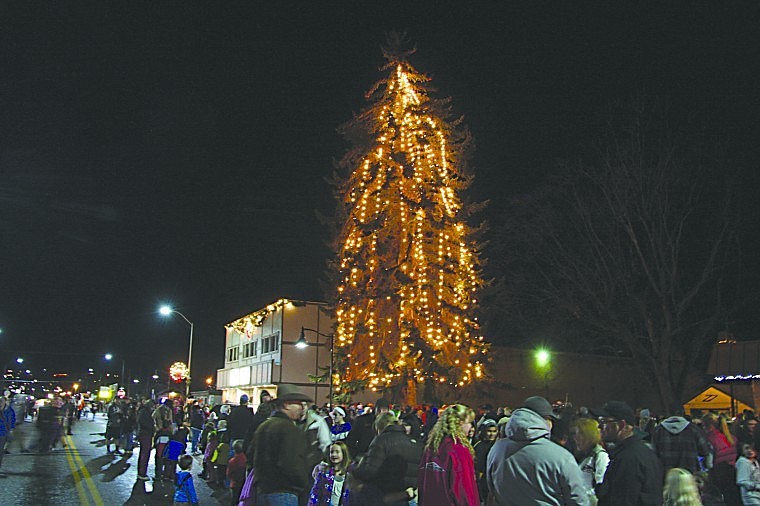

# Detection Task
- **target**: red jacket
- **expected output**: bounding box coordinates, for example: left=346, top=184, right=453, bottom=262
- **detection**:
left=706, top=427, right=736, bottom=466
left=227, top=453, right=248, bottom=488
left=417, top=436, right=479, bottom=505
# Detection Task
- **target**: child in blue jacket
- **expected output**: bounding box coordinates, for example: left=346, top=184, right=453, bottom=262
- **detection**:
left=174, top=454, right=199, bottom=505
left=163, top=424, right=189, bottom=481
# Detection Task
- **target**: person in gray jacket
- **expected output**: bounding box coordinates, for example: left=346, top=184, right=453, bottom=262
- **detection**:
left=486, top=396, right=589, bottom=505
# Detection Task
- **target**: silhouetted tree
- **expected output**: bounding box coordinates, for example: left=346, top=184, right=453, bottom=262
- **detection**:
left=492, top=100, right=741, bottom=409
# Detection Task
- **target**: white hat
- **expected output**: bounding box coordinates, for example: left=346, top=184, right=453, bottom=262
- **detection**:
left=332, top=406, right=346, bottom=418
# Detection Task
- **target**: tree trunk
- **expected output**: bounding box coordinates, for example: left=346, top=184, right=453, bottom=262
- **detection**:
left=404, top=377, right=417, bottom=407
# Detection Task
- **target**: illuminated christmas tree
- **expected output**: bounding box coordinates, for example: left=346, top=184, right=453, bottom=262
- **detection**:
left=331, top=39, right=488, bottom=405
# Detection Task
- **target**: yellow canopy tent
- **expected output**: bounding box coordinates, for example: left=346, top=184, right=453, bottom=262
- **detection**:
left=683, top=385, right=752, bottom=415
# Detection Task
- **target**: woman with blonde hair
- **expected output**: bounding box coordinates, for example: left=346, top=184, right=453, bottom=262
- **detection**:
left=663, top=467, right=703, bottom=506
left=571, top=417, right=609, bottom=505
left=702, top=412, right=740, bottom=505
left=417, top=404, right=479, bottom=505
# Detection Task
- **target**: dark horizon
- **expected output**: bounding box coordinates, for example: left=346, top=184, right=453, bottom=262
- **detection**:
left=1, top=2, right=759, bottom=390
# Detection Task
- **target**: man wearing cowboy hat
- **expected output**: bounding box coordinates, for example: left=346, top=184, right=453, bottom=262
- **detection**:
left=251, top=384, right=312, bottom=506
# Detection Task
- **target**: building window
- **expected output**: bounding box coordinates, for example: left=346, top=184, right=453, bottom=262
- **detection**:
left=227, top=347, right=239, bottom=362
left=242, top=341, right=257, bottom=359
left=270, top=332, right=279, bottom=352
left=261, top=332, right=279, bottom=354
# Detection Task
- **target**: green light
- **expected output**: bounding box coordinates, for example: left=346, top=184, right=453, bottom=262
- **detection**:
left=535, top=348, right=550, bottom=368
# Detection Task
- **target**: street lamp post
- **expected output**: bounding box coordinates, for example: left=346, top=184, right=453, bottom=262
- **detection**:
left=159, top=305, right=194, bottom=398
left=104, top=354, right=126, bottom=392
left=295, top=327, right=334, bottom=405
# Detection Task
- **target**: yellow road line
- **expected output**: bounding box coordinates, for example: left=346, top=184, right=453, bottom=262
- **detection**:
left=63, top=440, right=89, bottom=505
left=65, top=435, right=105, bottom=506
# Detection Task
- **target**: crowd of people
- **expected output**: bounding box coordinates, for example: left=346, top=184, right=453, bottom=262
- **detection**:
left=5, top=387, right=760, bottom=505
left=219, top=390, right=760, bottom=506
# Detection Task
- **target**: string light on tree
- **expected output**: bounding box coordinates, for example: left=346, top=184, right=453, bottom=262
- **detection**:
left=331, top=35, right=488, bottom=405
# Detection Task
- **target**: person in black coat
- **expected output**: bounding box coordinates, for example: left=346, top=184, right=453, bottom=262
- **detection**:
left=346, top=397, right=390, bottom=458
left=227, top=394, right=254, bottom=445
left=595, top=400, right=664, bottom=506
left=351, top=411, right=422, bottom=506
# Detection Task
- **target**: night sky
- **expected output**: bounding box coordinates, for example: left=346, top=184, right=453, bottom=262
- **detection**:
left=2, top=2, right=759, bottom=387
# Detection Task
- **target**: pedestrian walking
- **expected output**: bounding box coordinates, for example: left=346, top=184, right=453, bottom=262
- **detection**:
left=189, top=404, right=204, bottom=455
left=136, top=399, right=155, bottom=481
left=36, top=399, right=58, bottom=453
left=106, top=401, right=124, bottom=454
left=0, top=397, right=16, bottom=477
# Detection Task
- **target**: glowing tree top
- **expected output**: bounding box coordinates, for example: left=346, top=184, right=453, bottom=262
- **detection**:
left=332, top=38, right=488, bottom=403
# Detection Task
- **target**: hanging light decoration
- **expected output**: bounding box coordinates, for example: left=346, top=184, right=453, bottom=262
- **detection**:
left=169, top=362, right=189, bottom=382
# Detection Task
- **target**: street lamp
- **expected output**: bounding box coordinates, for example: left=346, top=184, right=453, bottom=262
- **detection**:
left=295, top=327, right=334, bottom=405
left=16, top=357, right=23, bottom=364
left=104, top=353, right=126, bottom=390
left=535, top=347, right=552, bottom=398
left=159, top=305, right=194, bottom=398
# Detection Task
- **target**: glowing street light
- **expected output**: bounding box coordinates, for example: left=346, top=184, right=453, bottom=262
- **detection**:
left=104, top=353, right=126, bottom=388
left=159, top=304, right=194, bottom=398
left=294, top=327, right=335, bottom=404
left=535, top=347, right=552, bottom=399
left=535, top=348, right=551, bottom=368
left=16, top=357, right=23, bottom=364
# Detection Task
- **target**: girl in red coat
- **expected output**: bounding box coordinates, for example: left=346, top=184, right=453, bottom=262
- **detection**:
left=417, top=404, right=479, bottom=505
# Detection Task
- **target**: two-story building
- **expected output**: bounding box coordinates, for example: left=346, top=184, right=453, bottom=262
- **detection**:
left=216, top=298, right=333, bottom=409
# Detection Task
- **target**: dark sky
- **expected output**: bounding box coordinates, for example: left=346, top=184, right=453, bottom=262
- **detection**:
left=1, top=2, right=759, bottom=385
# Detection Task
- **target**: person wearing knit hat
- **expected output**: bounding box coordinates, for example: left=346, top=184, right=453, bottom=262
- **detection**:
left=252, top=389, right=275, bottom=436
left=330, top=406, right=351, bottom=443
left=227, top=394, right=254, bottom=445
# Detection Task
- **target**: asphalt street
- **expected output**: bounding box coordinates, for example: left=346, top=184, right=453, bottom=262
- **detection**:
left=1, top=413, right=232, bottom=505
